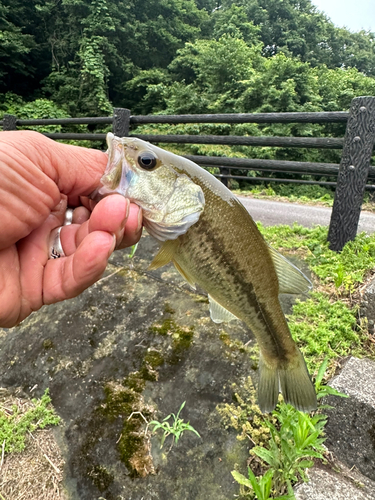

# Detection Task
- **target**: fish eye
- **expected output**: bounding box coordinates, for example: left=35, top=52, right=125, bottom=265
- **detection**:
left=138, top=152, right=158, bottom=170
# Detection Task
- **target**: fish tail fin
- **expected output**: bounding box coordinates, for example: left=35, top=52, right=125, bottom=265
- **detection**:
left=258, top=350, right=317, bottom=413
left=278, top=348, right=317, bottom=412
left=258, top=355, right=279, bottom=413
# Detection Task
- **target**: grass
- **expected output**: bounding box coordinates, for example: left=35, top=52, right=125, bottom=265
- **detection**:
left=0, top=389, right=60, bottom=456
left=148, top=401, right=200, bottom=450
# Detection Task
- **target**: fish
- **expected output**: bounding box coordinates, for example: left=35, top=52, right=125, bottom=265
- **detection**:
left=91, top=132, right=317, bottom=413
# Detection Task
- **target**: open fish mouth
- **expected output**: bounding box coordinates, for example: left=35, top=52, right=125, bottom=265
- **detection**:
left=90, top=133, right=136, bottom=201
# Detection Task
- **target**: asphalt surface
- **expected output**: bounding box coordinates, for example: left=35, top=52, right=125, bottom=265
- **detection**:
left=237, top=196, right=375, bottom=235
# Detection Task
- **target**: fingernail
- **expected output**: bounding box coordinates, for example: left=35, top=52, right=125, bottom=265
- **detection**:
left=137, top=206, right=142, bottom=232
left=108, top=234, right=117, bottom=256
left=121, top=199, right=130, bottom=230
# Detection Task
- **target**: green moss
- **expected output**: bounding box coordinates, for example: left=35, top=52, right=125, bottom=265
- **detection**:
left=149, top=317, right=175, bottom=336
left=172, top=326, right=194, bottom=350
left=143, top=350, right=164, bottom=369
left=149, top=317, right=195, bottom=364
left=100, top=384, right=138, bottom=421
left=289, top=292, right=363, bottom=370
left=87, top=465, right=114, bottom=492
left=164, top=302, right=176, bottom=314
left=97, top=362, right=160, bottom=478
left=42, top=338, right=54, bottom=349
left=123, top=372, right=146, bottom=393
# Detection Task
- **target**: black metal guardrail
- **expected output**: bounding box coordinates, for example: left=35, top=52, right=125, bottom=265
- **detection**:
left=2, top=97, right=375, bottom=251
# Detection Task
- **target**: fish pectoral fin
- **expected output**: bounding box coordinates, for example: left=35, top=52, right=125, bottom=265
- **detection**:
left=208, top=295, right=238, bottom=324
left=173, top=261, right=196, bottom=289
left=148, top=240, right=179, bottom=270
left=268, top=246, right=313, bottom=294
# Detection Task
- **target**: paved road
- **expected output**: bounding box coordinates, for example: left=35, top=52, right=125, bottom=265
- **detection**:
left=237, top=196, right=375, bottom=235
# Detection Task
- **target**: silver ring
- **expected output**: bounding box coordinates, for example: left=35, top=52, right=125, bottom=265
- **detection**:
left=49, top=227, right=65, bottom=259
left=64, top=208, right=74, bottom=226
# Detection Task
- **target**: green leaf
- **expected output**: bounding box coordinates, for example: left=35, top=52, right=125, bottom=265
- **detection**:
left=231, top=470, right=253, bottom=489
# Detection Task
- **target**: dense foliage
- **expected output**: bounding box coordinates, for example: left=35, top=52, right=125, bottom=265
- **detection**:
left=1, top=0, right=375, bottom=120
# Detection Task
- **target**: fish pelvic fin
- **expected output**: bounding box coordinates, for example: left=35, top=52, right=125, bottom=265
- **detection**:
left=258, top=350, right=317, bottom=413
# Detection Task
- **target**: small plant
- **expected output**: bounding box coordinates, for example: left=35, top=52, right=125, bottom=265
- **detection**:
left=314, top=357, right=349, bottom=403
left=0, top=389, right=60, bottom=456
left=231, top=358, right=348, bottom=499
left=148, top=401, right=200, bottom=449
left=129, top=243, right=138, bottom=259
left=232, top=468, right=290, bottom=500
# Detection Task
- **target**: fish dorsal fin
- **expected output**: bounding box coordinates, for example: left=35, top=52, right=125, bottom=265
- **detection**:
left=173, top=261, right=196, bottom=289
left=148, top=240, right=179, bottom=270
left=268, top=246, right=312, bottom=294
left=208, top=295, right=238, bottom=324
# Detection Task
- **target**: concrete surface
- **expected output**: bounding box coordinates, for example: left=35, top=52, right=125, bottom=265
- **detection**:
left=237, top=196, right=375, bottom=234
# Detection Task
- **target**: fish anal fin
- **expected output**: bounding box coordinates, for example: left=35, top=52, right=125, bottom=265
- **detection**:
left=268, top=246, right=313, bottom=295
left=208, top=295, right=238, bottom=324
left=173, top=261, right=196, bottom=289
left=148, top=240, right=179, bottom=271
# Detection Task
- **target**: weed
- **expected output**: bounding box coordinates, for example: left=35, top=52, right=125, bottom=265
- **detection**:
left=0, top=389, right=60, bottom=456
left=231, top=359, right=348, bottom=499
left=128, top=243, right=138, bottom=259
left=250, top=405, right=326, bottom=497
left=149, top=401, right=200, bottom=449
left=232, top=468, right=290, bottom=500
left=314, top=357, right=349, bottom=404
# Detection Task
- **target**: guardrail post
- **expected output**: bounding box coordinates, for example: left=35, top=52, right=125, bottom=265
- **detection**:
left=220, top=167, right=229, bottom=187
left=328, top=96, right=375, bottom=251
left=3, top=114, right=17, bottom=131
left=113, top=108, right=130, bottom=136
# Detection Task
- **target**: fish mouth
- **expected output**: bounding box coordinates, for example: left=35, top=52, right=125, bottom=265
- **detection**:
left=90, top=133, right=135, bottom=201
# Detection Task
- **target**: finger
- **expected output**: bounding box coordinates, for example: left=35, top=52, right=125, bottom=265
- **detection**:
left=72, top=206, right=90, bottom=224
left=117, top=203, right=143, bottom=249
left=59, top=195, right=128, bottom=254
left=88, top=195, right=129, bottom=246
left=14, top=197, right=68, bottom=320
left=0, top=246, right=21, bottom=328
left=43, top=231, right=116, bottom=304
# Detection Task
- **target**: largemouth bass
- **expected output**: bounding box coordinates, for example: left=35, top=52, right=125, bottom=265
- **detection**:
left=91, top=133, right=317, bottom=413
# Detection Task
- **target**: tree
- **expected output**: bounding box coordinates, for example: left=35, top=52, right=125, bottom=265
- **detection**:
left=0, top=0, right=35, bottom=92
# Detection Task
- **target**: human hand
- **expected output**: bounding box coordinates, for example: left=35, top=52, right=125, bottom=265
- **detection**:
left=0, top=131, right=142, bottom=328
